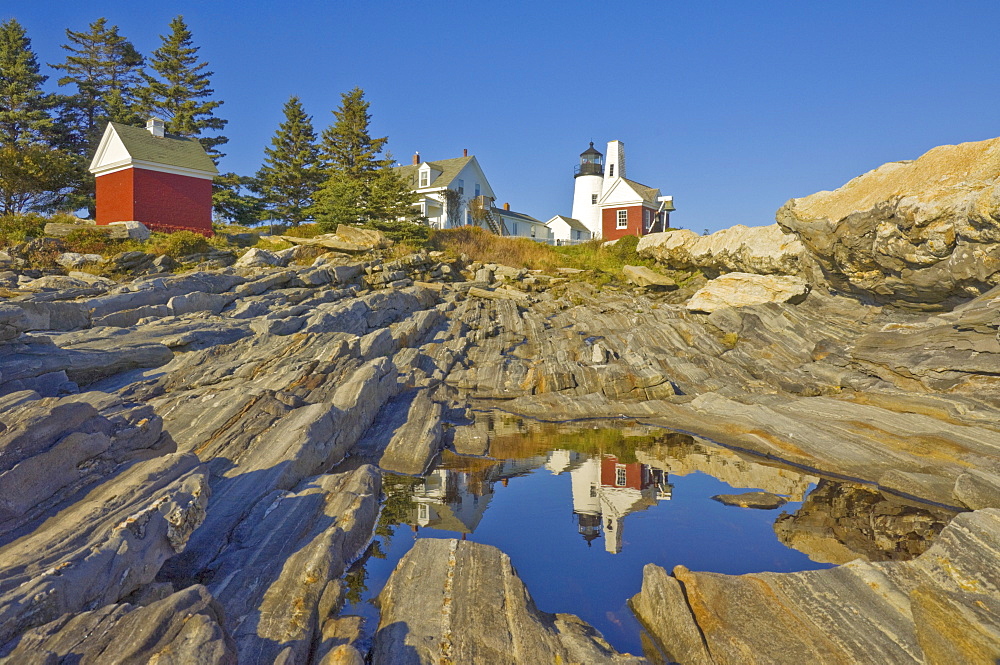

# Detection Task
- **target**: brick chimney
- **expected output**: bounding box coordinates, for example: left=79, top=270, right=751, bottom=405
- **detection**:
left=503, top=202, right=510, bottom=210
left=463, top=148, right=468, bottom=157
left=412, top=152, right=420, bottom=165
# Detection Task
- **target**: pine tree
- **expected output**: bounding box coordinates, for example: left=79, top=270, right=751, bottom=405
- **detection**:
left=312, top=88, right=415, bottom=230
left=0, top=19, right=53, bottom=148
left=51, top=17, right=144, bottom=153
left=50, top=18, right=144, bottom=214
left=256, top=96, right=323, bottom=226
left=0, top=19, right=77, bottom=214
left=212, top=172, right=263, bottom=227
left=139, top=15, right=227, bottom=159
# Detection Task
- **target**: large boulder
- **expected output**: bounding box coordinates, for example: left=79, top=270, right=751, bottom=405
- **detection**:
left=371, top=538, right=643, bottom=664
left=686, top=272, right=810, bottom=313
left=622, top=264, right=676, bottom=288
left=108, top=220, right=151, bottom=241
left=776, top=137, right=1000, bottom=308
left=632, top=509, right=1000, bottom=665
left=637, top=224, right=807, bottom=276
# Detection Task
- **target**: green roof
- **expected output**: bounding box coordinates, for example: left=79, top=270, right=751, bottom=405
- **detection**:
left=497, top=208, right=543, bottom=224
left=549, top=215, right=590, bottom=233
left=394, top=155, right=473, bottom=190
left=110, top=122, right=218, bottom=174
left=620, top=177, right=659, bottom=202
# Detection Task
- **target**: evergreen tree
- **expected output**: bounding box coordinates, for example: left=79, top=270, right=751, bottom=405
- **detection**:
left=0, top=19, right=53, bottom=148
left=51, top=17, right=144, bottom=153
left=213, top=172, right=263, bottom=227
left=312, top=88, right=415, bottom=229
left=0, top=144, right=78, bottom=215
left=0, top=19, right=77, bottom=214
left=50, top=18, right=144, bottom=214
left=139, top=15, right=227, bottom=159
left=256, top=95, right=322, bottom=226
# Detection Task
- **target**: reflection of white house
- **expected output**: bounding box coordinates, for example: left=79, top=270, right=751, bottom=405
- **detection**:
left=545, top=215, right=592, bottom=245
left=394, top=151, right=496, bottom=230
left=409, top=469, right=493, bottom=533
left=570, top=454, right=671, bottom=553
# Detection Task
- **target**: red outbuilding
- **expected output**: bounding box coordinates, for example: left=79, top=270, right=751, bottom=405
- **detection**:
left=599, top=176, right=673, bottom=242
left=89, top=118, right=218, bottom=235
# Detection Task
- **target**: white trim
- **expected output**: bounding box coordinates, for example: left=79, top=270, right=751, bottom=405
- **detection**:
left=89, top=123, right=217, bottom=179
left=617, top=209, right=628, bottom=229
left=93, top=160, right=216, bottom=180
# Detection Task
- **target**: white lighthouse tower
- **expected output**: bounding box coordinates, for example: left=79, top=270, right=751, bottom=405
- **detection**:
left=571, top=142, right=605, bottom=238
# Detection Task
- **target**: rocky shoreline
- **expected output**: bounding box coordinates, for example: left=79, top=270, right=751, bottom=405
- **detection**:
left=2, top=138, right=1000, bottom=663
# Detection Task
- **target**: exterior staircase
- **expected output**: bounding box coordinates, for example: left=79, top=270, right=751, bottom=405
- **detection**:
left=472, top=196, right=508, bottom=235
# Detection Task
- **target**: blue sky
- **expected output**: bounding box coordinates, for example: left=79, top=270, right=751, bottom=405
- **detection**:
left=8, top=1, right=1000, bottom=232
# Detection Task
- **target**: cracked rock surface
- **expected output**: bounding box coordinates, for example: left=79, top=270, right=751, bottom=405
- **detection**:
left=1, top=176, right=1000, bottom=663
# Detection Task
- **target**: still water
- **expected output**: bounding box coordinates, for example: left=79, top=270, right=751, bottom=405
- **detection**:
left=343, top=420, right=951, bottom=657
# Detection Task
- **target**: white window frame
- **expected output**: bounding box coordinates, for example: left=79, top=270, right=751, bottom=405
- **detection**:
left=419, top=168, right=429, bottom=188
left=617, top=209, right=628, bottom=229
left=616, top=466, right=627, bottom=487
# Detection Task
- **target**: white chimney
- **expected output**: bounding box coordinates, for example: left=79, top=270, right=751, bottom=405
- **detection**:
left=605, top=140, right=625, bottom=179
left=146, top=117, right=166, bottom=138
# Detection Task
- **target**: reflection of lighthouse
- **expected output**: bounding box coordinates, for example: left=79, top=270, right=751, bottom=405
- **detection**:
left=571, top=455, right=671, bottom=553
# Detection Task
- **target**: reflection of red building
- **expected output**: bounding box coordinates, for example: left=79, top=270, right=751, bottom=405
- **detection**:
left=599, top=455, right=664, bottom=491
left=572, top=454, right=672, bottom=553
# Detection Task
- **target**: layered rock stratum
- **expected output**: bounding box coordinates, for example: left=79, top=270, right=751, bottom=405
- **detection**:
left=776, top=137, right=1000, bottom=308
left=2, top=137, right=1000, bottom=662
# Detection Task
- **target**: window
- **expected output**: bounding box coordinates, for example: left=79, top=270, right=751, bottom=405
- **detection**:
left=609, top=164, right=614, bottom=177
left=419, top=170, right=429, bottom=187
left=617, top=209, right=628, bottom=229
left=512, top=221, right=518, bottom=235
left=475, top=183, right=481, bottom=198
left=457, top=179, right=464, bottom=195
left=616, top=467, right=627, bottom=486
left=591, top=194, right=598, bottom=204
left=418, top=503, right=429, bottom=520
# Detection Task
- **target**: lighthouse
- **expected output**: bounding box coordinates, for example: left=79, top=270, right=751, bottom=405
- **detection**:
left=571, top=142, right=605, bottom=238
left=565, top=139, right=673, bottom=241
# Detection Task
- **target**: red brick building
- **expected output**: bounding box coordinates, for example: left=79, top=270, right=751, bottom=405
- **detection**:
left=599, top=176, right=673, bottom=242
left=89, top=118, right=218, bottom=235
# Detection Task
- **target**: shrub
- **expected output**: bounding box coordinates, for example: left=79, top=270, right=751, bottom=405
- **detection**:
left=360, top=219, right=430, bottom=244
left=63, top=228, right=115, bottom=255
left=0, top=213, right=47, bottom=247
left=282, top=223, right=323, bottom=239
left=146, top=230, right=211, bottom=258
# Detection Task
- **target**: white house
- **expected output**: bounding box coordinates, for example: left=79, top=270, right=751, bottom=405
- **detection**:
left=545, top=214, right=592, bottom=245
left=394, top=151, right=496, bottom=229
left=496, top=204, right=552, bottom=241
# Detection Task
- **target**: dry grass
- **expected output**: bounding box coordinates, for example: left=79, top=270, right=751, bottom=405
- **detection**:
left=427, top=226, right=568, bottom=271
left=282, top=223, right=324, bottom=239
